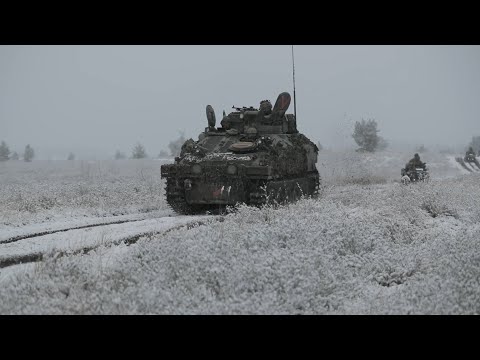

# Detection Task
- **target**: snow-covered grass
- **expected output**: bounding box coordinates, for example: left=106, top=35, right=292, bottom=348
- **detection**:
left=0, top=160, right=170, bottom=230
left=0, top=170, right=478, bottom=314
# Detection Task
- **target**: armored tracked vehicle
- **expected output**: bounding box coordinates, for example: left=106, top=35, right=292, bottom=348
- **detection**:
left=455, top=147, right=480, bottom=172
left=464, top=148, right=480, bottom=170
left=161, top=92, right=320, bottom=215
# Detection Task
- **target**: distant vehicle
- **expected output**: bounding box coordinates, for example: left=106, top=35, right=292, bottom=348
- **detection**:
left=401, top=167, right=430, bottom=184
left=161, top=92, right=320, bottom=214
left=455, top=147, right=480, bottom=172
left=464, top=151, right=480, bottom=170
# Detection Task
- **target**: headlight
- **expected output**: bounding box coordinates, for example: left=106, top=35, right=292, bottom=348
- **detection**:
left=191, top=164, right=202, bottom=174
left=226, top=164, right=237, bottom=175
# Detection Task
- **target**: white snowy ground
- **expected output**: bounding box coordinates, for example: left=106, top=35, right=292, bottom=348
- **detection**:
left=0, top=153, right=479, bottom=314
left=0, top=159, right=171, bottom=230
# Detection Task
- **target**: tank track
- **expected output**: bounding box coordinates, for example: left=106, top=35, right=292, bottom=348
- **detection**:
left=165, top=178, right=197, bottom=215
left=165, top=178, right=227, bottom=215
left=249, top=171, right=320, bottom=206
left=165, top=172, right=320, bottom=215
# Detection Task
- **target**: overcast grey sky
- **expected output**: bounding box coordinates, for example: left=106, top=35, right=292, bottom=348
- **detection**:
left=1, top=45, right=479, bottom=159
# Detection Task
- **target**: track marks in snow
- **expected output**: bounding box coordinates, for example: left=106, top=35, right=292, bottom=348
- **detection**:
left=0, top=215, right=218, bottom=269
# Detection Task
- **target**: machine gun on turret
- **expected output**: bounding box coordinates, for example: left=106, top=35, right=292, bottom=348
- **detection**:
left=232, top=105, right=258, bottom=112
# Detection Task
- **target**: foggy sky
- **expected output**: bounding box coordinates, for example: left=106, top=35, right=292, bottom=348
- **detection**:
left=1, top=45, right=479, bottom=159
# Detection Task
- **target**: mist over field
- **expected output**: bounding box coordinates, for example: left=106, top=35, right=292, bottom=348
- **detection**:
left=1, top=45, right=480, bottom=159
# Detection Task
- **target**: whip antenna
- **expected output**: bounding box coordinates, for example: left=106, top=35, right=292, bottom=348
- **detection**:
left=291, top=45, right=297, bottom=120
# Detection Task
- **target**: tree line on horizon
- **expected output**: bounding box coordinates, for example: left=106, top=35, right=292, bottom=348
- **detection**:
left=4, top=129, right=476, bottom=162
left=0, top=141, right=35, bottom=162
left=0, top=133, right=187, bottom=162
left=122, top=132, right=187, bottom=160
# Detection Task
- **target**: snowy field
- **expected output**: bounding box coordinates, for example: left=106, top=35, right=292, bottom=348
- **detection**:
left=0, top=152, right=479, bottom=314
left=0, top=159, right=171, bottom=230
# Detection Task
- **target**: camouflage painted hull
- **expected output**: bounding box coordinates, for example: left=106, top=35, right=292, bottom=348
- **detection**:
left=161, top=92, right=320, bottom=215
left=163, top=170, right=320, bottom=215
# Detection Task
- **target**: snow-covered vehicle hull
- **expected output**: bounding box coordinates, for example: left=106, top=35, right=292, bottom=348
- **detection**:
left=161, top=92, right=320, bottom=215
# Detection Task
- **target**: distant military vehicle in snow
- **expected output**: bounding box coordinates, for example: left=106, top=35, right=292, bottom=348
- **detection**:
left=401, top=153, right=430, bottom=184
left=161, top=92, right=320, bottom=214
left=401, top=167, right=430, bottom=184
left=455, top=147, right=480, bottom=172
left=464, top=147, right=480, bottom=170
